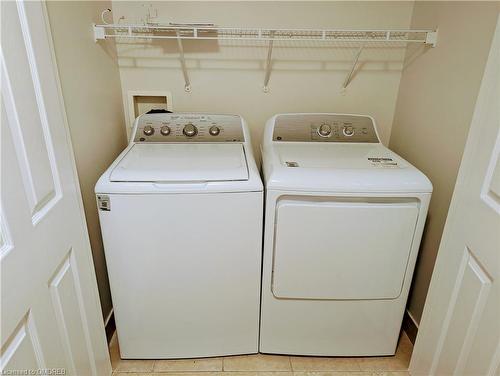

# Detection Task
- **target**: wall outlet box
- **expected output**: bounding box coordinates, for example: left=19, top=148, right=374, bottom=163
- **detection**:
left=127, top=90, right=173, bottom=128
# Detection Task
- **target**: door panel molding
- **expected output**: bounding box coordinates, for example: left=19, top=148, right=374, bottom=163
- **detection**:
left=432, top=248, right=492, bottom=375
left=0, top=203, right=13, bottom=259
left=1, top=2, right=62, bottom=226
left=481, top=129, right=500, bottom=214
left=0, top=311, right=46, bottom=371
left=16, top=2, right=63, bottom=222
left=49, top=250, right=97, bottom=376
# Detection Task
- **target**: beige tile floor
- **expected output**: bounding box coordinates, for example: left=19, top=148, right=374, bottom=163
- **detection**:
left=110, top=331, right=412, bottom=376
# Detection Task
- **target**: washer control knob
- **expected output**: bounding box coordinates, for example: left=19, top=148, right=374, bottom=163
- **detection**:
left=143, top=125, right=154, bottom=136
left=183, top=123, right=198, bottom=137
left=160, top=125, right=171, bottom=136
left=318, top=124, right=332, bottom=137
left=209, top=126, right=221, bottom=136
left=343, top=126, right=354, bottom=136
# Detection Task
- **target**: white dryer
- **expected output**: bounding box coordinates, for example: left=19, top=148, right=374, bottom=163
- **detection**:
left=260, top=113, right=432, bottom=356
left=96, top=113, right=263, bottom=359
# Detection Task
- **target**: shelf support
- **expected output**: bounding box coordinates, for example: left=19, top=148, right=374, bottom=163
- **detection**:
left=263, top=31, right=275, bottom=93
left=342, top=44, right=364, bottom=89
left=176, top=30, right=191, bottom=92
left=425, top=30, right=438, bottom=47
left=93, top=24, right=106, bottom=42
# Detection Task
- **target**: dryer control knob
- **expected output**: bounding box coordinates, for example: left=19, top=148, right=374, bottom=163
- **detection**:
left=343, top=126, right=354, bottom=136
left=318, top=124, right=332, bottom=137
left=183, top=123, right=198, bottom=137
left=209, top=126, right=220, bottom=136
left=160, top=125, right=171, bottom=136
left=143, top=125, right=155, bottom=136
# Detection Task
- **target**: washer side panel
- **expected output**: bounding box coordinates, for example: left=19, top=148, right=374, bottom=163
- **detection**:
left=98, top=192, right=263, bottom=358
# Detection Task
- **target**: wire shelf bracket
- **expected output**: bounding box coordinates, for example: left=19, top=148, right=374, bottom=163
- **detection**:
left=343, top=44, right=365, bottom=89
left=263, top=30, right=275, bottom=93
left=175, top=30, right=191, bottom=92
left=93, top=24, right=438, bottom=91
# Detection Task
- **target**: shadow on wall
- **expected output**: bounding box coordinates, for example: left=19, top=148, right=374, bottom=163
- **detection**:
left=406, top=209, right=432, bottom=316
left=114, top=39, right=429, bottom=78
left=402, top=43, right=427, bottom=70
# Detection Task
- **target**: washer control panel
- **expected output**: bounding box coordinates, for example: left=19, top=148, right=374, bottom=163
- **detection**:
left=272, top=114, right=379, bottom=143
left=133, top=114, right=245, bottom=142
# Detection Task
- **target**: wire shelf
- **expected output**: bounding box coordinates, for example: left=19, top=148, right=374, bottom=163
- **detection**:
left=94, top=24, right=437, bottom=45
left=93, top=23, right=437, bottom=92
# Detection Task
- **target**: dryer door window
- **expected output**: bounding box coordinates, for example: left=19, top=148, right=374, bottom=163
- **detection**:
left=272, top=197, right=419, bottom=300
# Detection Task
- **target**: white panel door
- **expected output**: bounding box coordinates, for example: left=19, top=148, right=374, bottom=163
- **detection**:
left=410, top=15, right=500, bottom=376
left=1, top=2, right=110, bottom=375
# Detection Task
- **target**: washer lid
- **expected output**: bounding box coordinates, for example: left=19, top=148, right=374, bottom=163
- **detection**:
left=110, top=143, right=248, bottom=182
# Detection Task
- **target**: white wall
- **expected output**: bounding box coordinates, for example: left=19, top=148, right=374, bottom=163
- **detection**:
left=47, top=1, right=128, bottom=319
left=111, top=1, right=414, bottom=157
left=389, top=1, right=499, bottom=324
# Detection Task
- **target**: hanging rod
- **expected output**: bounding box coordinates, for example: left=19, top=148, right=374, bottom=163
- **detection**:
left=94, top=24, right=438, bottom=92
left=94, top=24, right=438, bottom=46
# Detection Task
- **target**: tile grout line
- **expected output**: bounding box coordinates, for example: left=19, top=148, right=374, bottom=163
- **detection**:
left=289, top=356, right=293, bottom=372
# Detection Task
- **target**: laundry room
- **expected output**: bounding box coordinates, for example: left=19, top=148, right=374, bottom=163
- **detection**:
left=1, top=1, right=499, bottom=375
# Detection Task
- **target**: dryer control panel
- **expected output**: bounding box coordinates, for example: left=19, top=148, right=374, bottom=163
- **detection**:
left=133, top=113, right=245, bottom=143
left=272, top=114, right=379, bottom=143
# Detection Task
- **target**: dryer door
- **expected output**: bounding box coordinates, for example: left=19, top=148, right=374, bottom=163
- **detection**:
left=272, top=197, right=419, bottom=300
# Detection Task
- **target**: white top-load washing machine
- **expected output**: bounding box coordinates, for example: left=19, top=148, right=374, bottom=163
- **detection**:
left=260, top=113, right=432, bottom=356
left=96, top=112, right=263, bottom=359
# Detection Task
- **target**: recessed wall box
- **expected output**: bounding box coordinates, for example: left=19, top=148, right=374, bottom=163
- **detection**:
left=127, top=91, right=173, bottom=128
